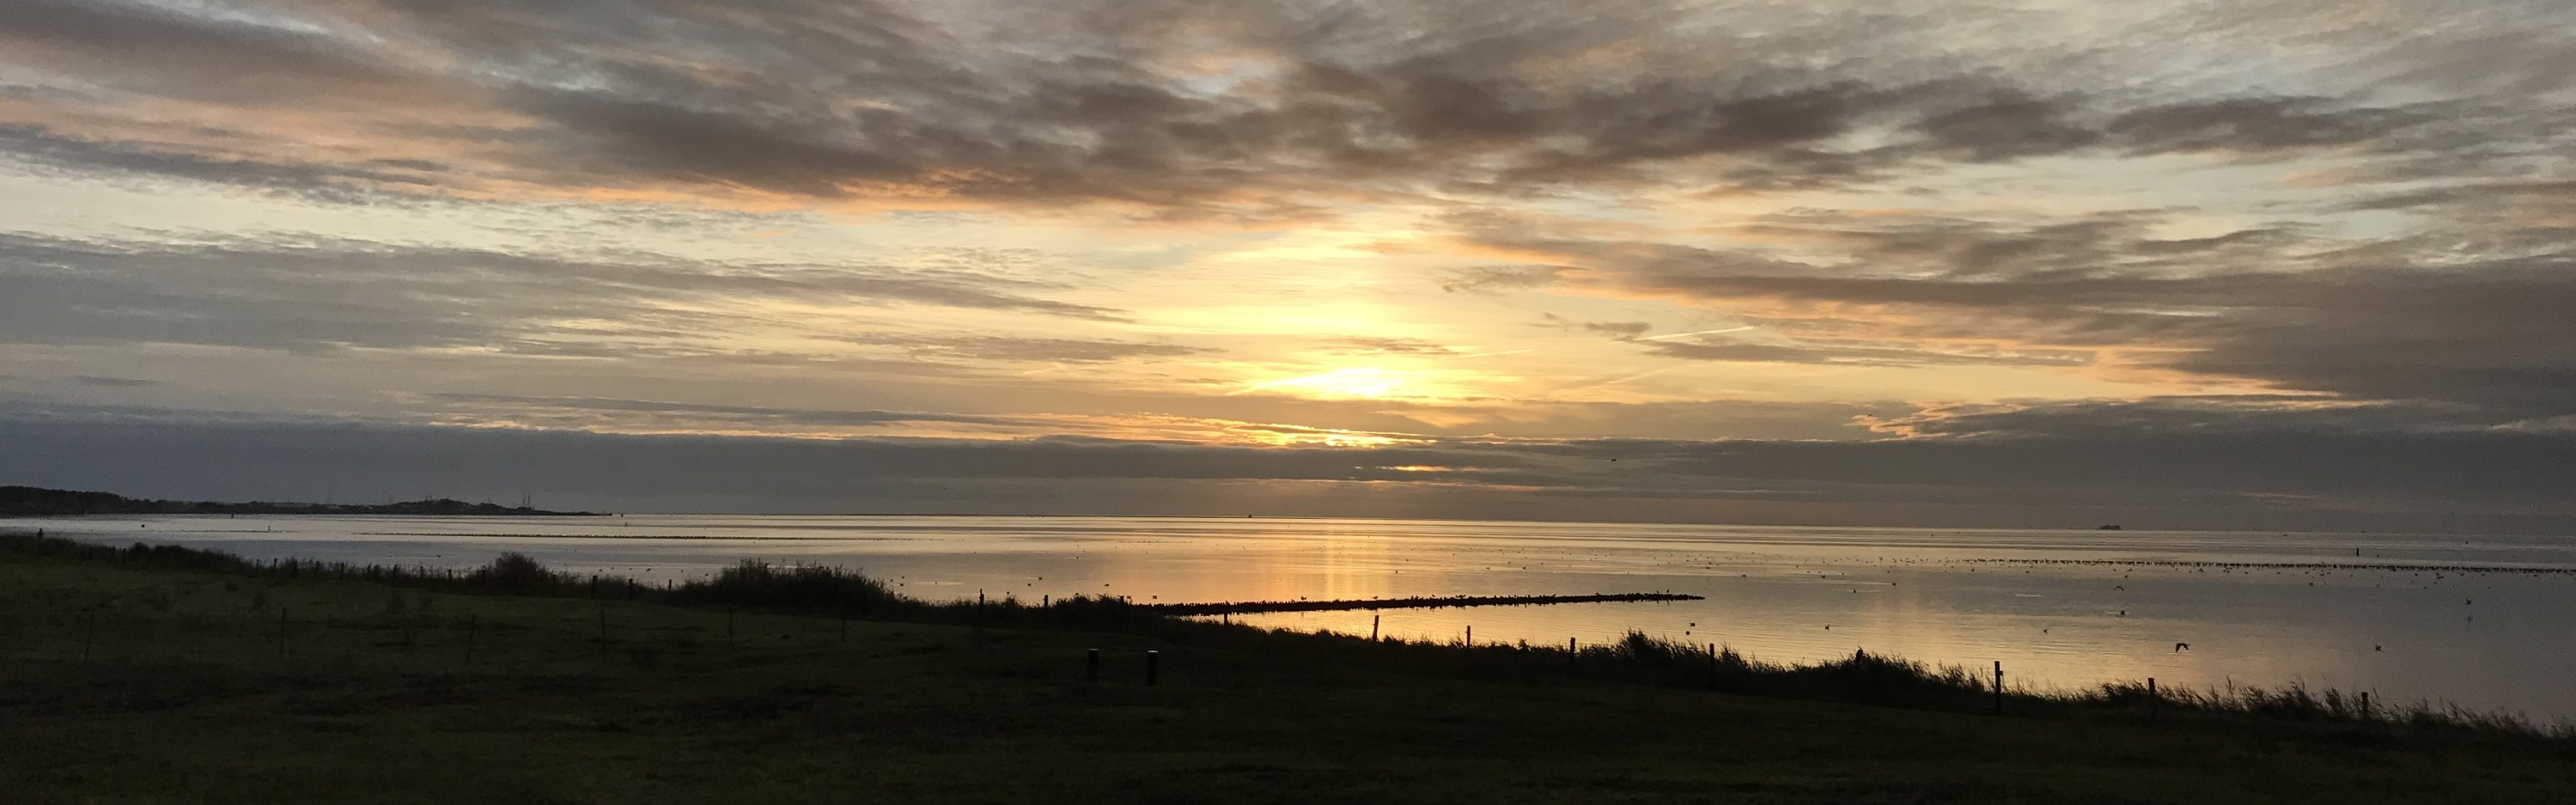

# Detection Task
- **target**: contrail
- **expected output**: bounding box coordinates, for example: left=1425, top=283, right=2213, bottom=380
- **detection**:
left=1638, top=326, right=1754, bottom=341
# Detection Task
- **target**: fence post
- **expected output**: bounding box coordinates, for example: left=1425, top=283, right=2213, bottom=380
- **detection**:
left=1146, top=649, right=1160, bottom=686
left=1569, top=637, right=1578, bottom=665
left=1993, top=661, right=2004, bottom=715
left=2360, top=692, right=2371, bottom=719
left=2147, top=678, right=2159, bottom=720
left=1370, top=615, right=1379, bottom=642
left=1465, top=625, right=1471, bottom=646
left=1087, top=648, right=1099, bottom=682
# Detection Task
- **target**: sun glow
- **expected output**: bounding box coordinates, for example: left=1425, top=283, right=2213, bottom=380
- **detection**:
left=1234, top=367, right=1422, bottom=399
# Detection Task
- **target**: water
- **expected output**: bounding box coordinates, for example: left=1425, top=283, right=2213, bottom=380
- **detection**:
left=15, top=514, right=2575, bottom=720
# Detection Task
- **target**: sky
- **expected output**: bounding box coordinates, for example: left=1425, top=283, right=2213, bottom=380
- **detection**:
left=0, top=0, right=2571, bottom=531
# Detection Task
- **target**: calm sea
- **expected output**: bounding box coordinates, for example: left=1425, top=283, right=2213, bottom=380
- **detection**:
left=16, top=514, right=2575, bottom=720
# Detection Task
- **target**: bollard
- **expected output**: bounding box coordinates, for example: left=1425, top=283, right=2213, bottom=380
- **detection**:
left=1146, top=649, right=1160, bottom=686
left=1087, top=648, right=1099, bottom=682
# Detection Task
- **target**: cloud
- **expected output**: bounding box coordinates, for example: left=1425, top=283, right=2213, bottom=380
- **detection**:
left=1539, top=314, right=1651, bottom=340
left=0, top=231, right=1125, bottom=354
left=1322, top=337, right=1454, bottom=355
left=70, top=375, right=162, bottom=387
left=1640, top=338, right=2092, bottom=369
left=2104, top=96, right=2430, bottom=156
left=1462, top=209, right=2576, bottom=417
left=1440, top=265, right=1569, bottom=293
left=5, top=1, right=2557, bottom=215
left=836, top=334, right=1210, bottom=363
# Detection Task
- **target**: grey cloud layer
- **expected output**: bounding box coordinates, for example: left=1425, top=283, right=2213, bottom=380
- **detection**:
left=1472, top=208, right=2576, bottom=418
left=0, top=232, right=1121, bottom=353
left=3, top=1, right=2567, bottom=211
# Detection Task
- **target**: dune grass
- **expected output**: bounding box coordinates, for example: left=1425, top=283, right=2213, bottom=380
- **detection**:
left=3, top=528, right=2573, bottom=803
left=5, top=530, right=2563, bottom=738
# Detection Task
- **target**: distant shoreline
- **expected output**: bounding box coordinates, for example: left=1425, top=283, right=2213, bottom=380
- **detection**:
left=0, top=485, right=605, bottom=517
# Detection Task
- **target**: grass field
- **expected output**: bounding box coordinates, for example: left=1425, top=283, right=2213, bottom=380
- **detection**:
left=3, top=534, right=2572, bottom=803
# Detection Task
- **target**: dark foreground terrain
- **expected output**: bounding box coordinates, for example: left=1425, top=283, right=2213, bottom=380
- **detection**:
left=2, top=533, right=2569, bottom=803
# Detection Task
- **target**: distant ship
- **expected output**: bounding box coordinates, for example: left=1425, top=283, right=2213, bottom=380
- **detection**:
left=2098, top=524, right=2123, bottom=530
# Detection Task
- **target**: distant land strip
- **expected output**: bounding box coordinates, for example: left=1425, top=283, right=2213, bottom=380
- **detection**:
left=353, top=532, right=914, bottom=541
left=0, top=486, right=601, bottom=517
left=1146, top=592, right=1703, bottom=616
left=1964, top=558, right=2576, bottom=575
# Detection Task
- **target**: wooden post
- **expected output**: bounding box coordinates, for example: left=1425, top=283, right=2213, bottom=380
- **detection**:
left=1569, top=637, right=1578, bottom=665
left=1992, top=661, right=2004, bottom=715
left=1087, top=648, right=1099, bottom=682
left=1146, top=649, right=1160, bottom=686
left=2360, top=692, right=2371, bottom=719
left=2147, top=678, right=2159, bottom=720
left=1465, top=625, right=1471, bottom=646
left=1370, top=615, right=1379, bottom=642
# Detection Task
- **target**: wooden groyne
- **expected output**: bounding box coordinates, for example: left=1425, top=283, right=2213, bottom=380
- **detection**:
left=1143, top=592, right=1702, bottom=616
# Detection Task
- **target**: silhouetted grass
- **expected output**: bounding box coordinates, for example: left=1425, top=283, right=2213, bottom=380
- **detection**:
left=3, top=528, right=2564, bottom=740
